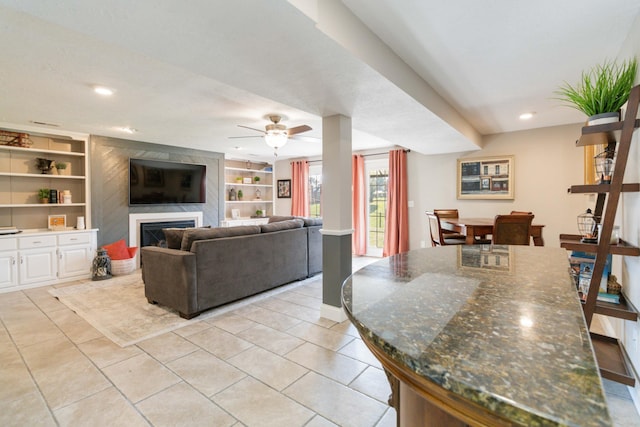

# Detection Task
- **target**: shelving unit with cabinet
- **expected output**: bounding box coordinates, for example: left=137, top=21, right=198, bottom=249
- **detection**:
left=0, top=123, right=90, bottom=231
left=560, top=85, right=640, bottom=386
left=223, top=159, right=273, bottom=226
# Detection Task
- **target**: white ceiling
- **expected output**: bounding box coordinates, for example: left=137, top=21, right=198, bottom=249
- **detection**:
left=0, top=0, right=638, bottom=161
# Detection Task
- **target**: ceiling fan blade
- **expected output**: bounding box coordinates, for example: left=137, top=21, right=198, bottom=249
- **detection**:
left=287, top=125, right=312, bottom=136
left=237, top=124, right=266, bottom=134
left=228, top=135, right=263, bottom=139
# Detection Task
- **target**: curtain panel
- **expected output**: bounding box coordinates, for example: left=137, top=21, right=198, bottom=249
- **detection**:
left=383, top=149, right=409, bottom=256
left=291, top=160, right=309, bottom=217
left=352, top=155, right=366, bottom=255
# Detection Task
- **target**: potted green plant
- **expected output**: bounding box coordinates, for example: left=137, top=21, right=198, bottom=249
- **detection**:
left=555, top=57, right=638, bottom=124
left=237, top=189, right=243, bottom=200
left=38, top=188, right=50, bottom=203
left=255, top=209, right=263, bottom=217
left=235, top=176, right=243, bottom=183
left=254, top=176, right=261, bottom=183
left=55, top=161, right=68, bottom=175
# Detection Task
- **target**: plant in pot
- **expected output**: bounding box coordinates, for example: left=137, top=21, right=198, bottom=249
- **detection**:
left=254, top=176, right=261, bottom=183
left=55, top=161, right=68, bottom=175
left=38, top=188, right=50, bottom=203
left=235, top=176, right=243, bottom=183
left=255, top=209, right=263, bottom=217
left=237, top=189, right=243, bottom=200
left=555, top=57, right=638, bottom=125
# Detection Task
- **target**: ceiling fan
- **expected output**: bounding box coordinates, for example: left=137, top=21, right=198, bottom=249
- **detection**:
left=231, top=115, right=313, bottom=155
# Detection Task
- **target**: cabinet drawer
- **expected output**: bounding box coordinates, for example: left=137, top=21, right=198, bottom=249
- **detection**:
left=58, top=233, right=91, bottom=246
left=0, top=238, right=18, bottom=251
left=19, top=235, right=57, bottom=249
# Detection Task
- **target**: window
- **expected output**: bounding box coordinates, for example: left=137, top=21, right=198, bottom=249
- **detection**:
left=366, top=158, right=388, bottom=257
left=309, top=164, right=322, bottom=218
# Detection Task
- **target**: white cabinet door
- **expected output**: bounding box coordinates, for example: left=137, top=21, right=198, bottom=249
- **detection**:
left=58, top=245, right=92, bottom=278
left=0, top=251, right=18, bottom=289
left=19, top=248, right=57, bottom=285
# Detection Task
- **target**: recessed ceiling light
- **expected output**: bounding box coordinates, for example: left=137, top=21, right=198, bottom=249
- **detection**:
left=519, top=112, right=535, bottom=120
left=118, top=127, right=137, bottom=134
left=93, top=86, right=114, bottom=96
left=234, top=146, right=243, bottom=150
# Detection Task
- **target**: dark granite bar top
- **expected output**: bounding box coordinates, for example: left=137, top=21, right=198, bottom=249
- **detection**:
left=342, top=245, right=611, bottom=426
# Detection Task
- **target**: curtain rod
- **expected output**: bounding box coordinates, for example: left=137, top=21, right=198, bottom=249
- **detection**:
left=293, top=149, right=410, bottom=164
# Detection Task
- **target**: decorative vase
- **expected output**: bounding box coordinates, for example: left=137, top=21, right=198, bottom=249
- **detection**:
left=92, top=248, right=112, bottom=281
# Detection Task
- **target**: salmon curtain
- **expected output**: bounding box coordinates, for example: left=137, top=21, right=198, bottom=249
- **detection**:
left=383, top=149, right=409, bottom=257
left=352, top=155, right=366, bottom=255
left=291, top=161, right=309, bottom=217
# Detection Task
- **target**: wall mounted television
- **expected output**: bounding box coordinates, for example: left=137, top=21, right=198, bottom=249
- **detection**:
left=129, top=158, right=206, bottom=205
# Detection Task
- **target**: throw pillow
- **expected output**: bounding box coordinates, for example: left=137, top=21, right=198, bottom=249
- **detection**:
left=260, top=218, right=304, bottom=233
left=102, top=239, right=131, bottom=260
left=163, top=226, right=211, bottom=249
left=163, top=228, right=186, bottom=249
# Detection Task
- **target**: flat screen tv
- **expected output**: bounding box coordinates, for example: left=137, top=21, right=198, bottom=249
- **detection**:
left=129, top=158, right=206, bottom=205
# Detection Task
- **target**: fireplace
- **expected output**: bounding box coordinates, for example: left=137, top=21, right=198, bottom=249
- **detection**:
left=129, top=212, right=203, bottom=268
left=140, top=220, right=195, bottom=248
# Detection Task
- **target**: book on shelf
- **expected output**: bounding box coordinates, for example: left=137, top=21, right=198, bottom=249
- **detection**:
left=597, top=292, right=620, bottom=304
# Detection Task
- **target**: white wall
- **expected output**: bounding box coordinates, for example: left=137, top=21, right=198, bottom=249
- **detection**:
left=614, top=11, right=640, bottom=406
left=407, top=123, right=585, bottom=250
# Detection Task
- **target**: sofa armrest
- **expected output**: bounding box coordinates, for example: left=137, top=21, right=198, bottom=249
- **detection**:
left=141, top=246, right=198, bottom=317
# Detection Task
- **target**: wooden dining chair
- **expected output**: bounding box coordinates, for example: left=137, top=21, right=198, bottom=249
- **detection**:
left=433, top=209, right=459, bottom=218
left=433, top=209, right=466, bottom=240
left=492, top=214, right=534, bottom=245
left=426, top=212, right=466, bottom=247
left=510, top=210, right=533, bottom=215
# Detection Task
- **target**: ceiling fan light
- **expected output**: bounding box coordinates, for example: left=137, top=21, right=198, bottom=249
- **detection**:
left=264, top=130, right=288, bottom=148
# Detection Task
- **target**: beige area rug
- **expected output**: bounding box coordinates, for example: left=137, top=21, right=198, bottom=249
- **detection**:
left=49, top=272, right=317, bottom=347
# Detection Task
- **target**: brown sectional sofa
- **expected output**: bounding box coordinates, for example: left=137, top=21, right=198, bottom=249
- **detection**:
left=141, top=217, right=322, bottom=319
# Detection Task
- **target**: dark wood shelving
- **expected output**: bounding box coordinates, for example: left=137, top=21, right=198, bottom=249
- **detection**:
left=568, top=183, right=640, bottom=194
left=562, top=84, right=640, bottom=388
left=560, top=235, right=640, bottom=256
left=576, top=119, right=640, bottom=146
left=581, top=292, right=639, bottom=321
left=590, top=332, right=636, bottom=386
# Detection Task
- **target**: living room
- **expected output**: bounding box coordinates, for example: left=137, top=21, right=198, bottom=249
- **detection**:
left=1, top=1, right=640, bottom=426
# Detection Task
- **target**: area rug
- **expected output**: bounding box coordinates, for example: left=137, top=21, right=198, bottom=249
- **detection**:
left=49, top=272, right=318, bottom=347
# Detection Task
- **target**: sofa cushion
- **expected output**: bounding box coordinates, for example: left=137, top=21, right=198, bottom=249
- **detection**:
left=163, top=226, right=211, bottom=249
left=260, top=218, right=304, bottom=233
left=268, top=215, right=295, bottom=223
left=301, top=217, right=322, bottom=226
left=181, top=225, right=261, bottom=251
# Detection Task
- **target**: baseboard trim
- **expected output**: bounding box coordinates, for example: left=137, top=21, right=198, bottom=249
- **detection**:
left=320, top=303, right=347, bottom=322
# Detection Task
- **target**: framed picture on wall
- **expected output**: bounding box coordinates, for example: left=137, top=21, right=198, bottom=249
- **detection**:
left=277, top=179, right=291, bottom=198
left=457, top=155, right=514, bottom=200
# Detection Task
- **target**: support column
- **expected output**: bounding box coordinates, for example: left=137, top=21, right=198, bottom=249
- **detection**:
left=320, top=114, right=352, bottom=322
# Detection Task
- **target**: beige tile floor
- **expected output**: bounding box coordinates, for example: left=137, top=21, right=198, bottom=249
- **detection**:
left=0, top=256, right=638, bottom=426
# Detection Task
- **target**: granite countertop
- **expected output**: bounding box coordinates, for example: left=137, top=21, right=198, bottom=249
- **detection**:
left=342, top=245, right=611, bottom=426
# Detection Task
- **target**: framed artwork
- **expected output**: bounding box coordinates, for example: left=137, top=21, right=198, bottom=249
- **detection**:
left=457, top=155, right=514, bottom=199
left=277, top=179, right=291, bottom=198
left=144, top=167, right=164, bottom=187
left=48, top=214, right=67, bottom=230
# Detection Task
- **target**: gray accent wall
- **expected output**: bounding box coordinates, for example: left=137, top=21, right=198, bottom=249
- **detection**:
left=90, top=135, right=224, bottom=247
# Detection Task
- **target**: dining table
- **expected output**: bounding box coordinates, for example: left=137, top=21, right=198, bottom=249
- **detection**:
left=440, top=217, right=545, bottom=246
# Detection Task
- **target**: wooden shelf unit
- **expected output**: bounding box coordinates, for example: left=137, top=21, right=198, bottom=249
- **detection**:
left=561, top=84, right=640, bottom=386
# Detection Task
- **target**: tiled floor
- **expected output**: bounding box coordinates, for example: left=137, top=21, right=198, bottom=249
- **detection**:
left=0, top=256, right=638, bottom=426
